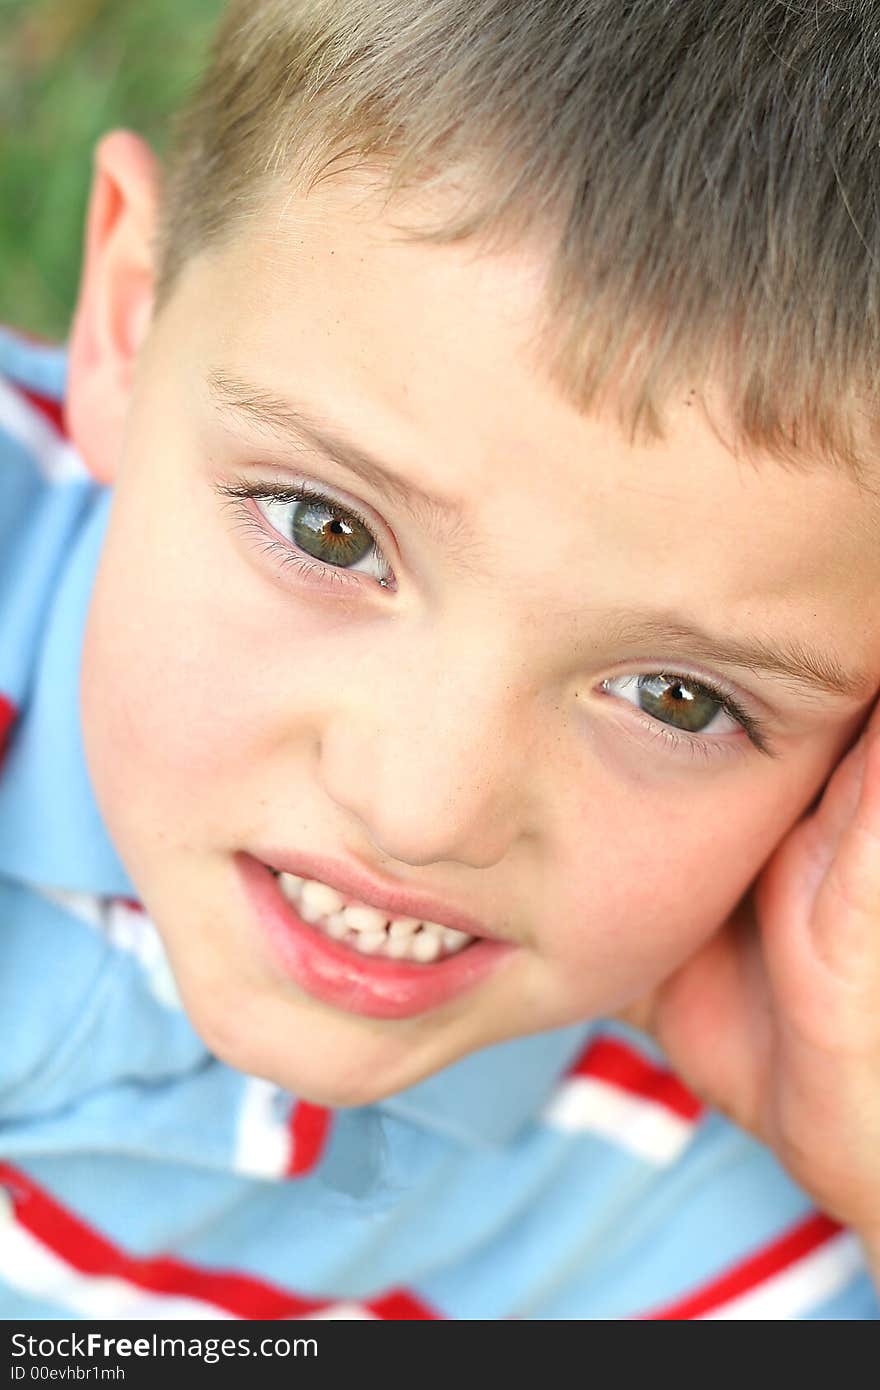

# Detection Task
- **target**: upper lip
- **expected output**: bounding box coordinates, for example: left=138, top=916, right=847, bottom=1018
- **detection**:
left=251, top=848, right=500, bottom=941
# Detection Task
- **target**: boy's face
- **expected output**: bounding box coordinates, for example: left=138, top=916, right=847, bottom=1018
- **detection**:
left=73, top=140, right=880, bottom=1104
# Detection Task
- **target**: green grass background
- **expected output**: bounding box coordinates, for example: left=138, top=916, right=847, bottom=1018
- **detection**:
left=0, top=0, right=221, bottom=340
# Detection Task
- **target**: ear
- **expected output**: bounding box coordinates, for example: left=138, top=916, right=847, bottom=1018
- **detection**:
left=64, top=129, right=161, bottom=483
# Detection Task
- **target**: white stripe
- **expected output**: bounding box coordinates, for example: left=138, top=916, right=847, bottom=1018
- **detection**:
left=701, top=1230, right=866, bottom=1320
left=29, top=885, right=105, bottom=933
left=103, top=899, right=182, bottom=1009
left=541, top=1075, right=694, bottom=1163
left=0, top=1211, right=234, bottom=1320
left=0, top=375, right=87, bottom=481
left=305, top=1303, right=376, bottom=1319
left=31, top=885, right=182, bottom=1010
left=0, top=1194, right=373, bottom=1321
left=233, top=1078, right=293, bottom=1178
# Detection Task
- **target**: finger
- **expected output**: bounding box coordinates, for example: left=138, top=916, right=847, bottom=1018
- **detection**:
left=808, top=725, right=880, bottom=993
left=791, top=732, right=869, bottom=907
left=637, top=898, right=772, bottom=1133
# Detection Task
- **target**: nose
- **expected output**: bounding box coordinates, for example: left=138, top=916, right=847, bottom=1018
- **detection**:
left=316, top=622, right=533, bottom=870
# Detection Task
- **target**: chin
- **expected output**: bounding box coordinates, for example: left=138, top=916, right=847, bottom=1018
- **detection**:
left=255, top=1046, right=427, bottom=1109
left=189, top=995, right=426, bottom=1108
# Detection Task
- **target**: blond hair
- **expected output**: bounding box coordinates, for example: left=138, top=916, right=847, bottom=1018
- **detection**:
left=153, top=1, right=880, bottom=477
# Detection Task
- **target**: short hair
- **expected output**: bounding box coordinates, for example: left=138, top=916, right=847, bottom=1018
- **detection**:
left=152, top=1, right=880, bottom=481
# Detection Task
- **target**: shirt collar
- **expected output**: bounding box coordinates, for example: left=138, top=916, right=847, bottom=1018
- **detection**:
left=0, top=370, right=595, bottom=1145
left=378, top=1019, right=596, bottom=1145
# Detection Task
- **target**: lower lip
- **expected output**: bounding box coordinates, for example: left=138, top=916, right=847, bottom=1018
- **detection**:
left=234, top=852, right=516, bottom=1020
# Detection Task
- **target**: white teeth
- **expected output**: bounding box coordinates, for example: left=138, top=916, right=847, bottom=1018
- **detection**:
left=341, top=904, right=389, bottom=933
left=441, top=926, right=471, bottom=950
left=386, top=933, right=416, bottom=959
left=351, top=930, right=387, bottom=954
left=299, top=878, right=346, bottom=919
left=275, top=871, right=475, bottom=961
left=322, top=911, right=349, bottom=940
left=388, top=916, right=420, bottom=937
left=277, top=872, right=305, bottom=902
left=411, top=929, right=442, bottom=963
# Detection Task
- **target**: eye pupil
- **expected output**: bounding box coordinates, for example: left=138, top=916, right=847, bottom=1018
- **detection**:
left=639, top=674, right=718, bottom=733
left=292, top=499, right=372, bottom=567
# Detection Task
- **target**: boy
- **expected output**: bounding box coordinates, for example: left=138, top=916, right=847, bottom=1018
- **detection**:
left=1, top=0, right=880, bottom=1318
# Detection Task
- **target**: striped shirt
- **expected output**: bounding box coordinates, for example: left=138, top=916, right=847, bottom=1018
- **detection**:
left=0, top=322, right=877, bottom=1320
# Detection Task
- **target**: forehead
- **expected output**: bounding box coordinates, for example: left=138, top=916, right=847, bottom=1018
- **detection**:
left=169, top=172, right=880, bottom=679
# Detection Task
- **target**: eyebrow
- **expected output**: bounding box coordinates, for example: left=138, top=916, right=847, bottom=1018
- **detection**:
left=206, top=367, right=468, bottom=544
left=601, top=611, right=875, bottom=702
left=206, top=368, right=876, bottom=705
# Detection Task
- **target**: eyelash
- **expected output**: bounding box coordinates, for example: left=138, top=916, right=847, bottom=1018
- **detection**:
left=214, top=477, right=395, bottom=590
left=600, top=674, right=775, bottom=760
left=214, top=476, right=775, bottom=761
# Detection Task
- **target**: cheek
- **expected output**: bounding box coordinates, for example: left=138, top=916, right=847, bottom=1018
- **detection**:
left=82, top=579, right=260, bottom=799
left=544, top=774, right=803, bottom=1005
left=81, top=475, right=332, bottom=795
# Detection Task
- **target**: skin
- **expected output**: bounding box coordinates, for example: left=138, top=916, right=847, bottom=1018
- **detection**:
left=68, top=132, right=880, bottom=1271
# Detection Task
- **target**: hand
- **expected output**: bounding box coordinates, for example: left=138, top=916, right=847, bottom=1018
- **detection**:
left=617, top=701, right=880, bottom=1274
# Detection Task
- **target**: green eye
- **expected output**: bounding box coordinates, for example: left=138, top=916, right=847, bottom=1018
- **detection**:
left=291, top=498, right=374, bottom=568
left=599, top=670, right=774, bottom=756
left=215, top=475, right=396, bottom=589
left=634, top=674, right=723, bottom=734
left=597, top=667, right=750, bottom=745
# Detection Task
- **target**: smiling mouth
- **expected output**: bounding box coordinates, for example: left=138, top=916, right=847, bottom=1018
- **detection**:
left=268, top=868, right=476, bottom=965
left=236, top=853, right=513, bottom=1019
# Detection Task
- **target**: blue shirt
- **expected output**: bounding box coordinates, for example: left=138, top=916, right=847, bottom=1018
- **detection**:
left=0, top=322, right=877, bottom=1320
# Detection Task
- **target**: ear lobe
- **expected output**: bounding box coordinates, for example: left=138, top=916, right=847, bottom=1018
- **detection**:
left=64, top=129, right=161, bottom=483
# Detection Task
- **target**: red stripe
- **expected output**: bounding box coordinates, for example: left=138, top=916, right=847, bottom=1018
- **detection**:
left=0, top=693, right=16, bottom=767
left=570, top=1037, right=703, bottom=1122
left=0, top=1162, right=437, bottom=1320
left=0, top=1162, right=326, bottom=1318
left=367, top=1289, right=440, bottom=1319
left=16, top=384, right=67, bottom=438
left=0, top=322, right=57, bottom=348
left=0, top=344, right=68, bottom=441
left=286, top=1101, right=332, bottom=1176
left=641, top=1211, right=842, bottom=1319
